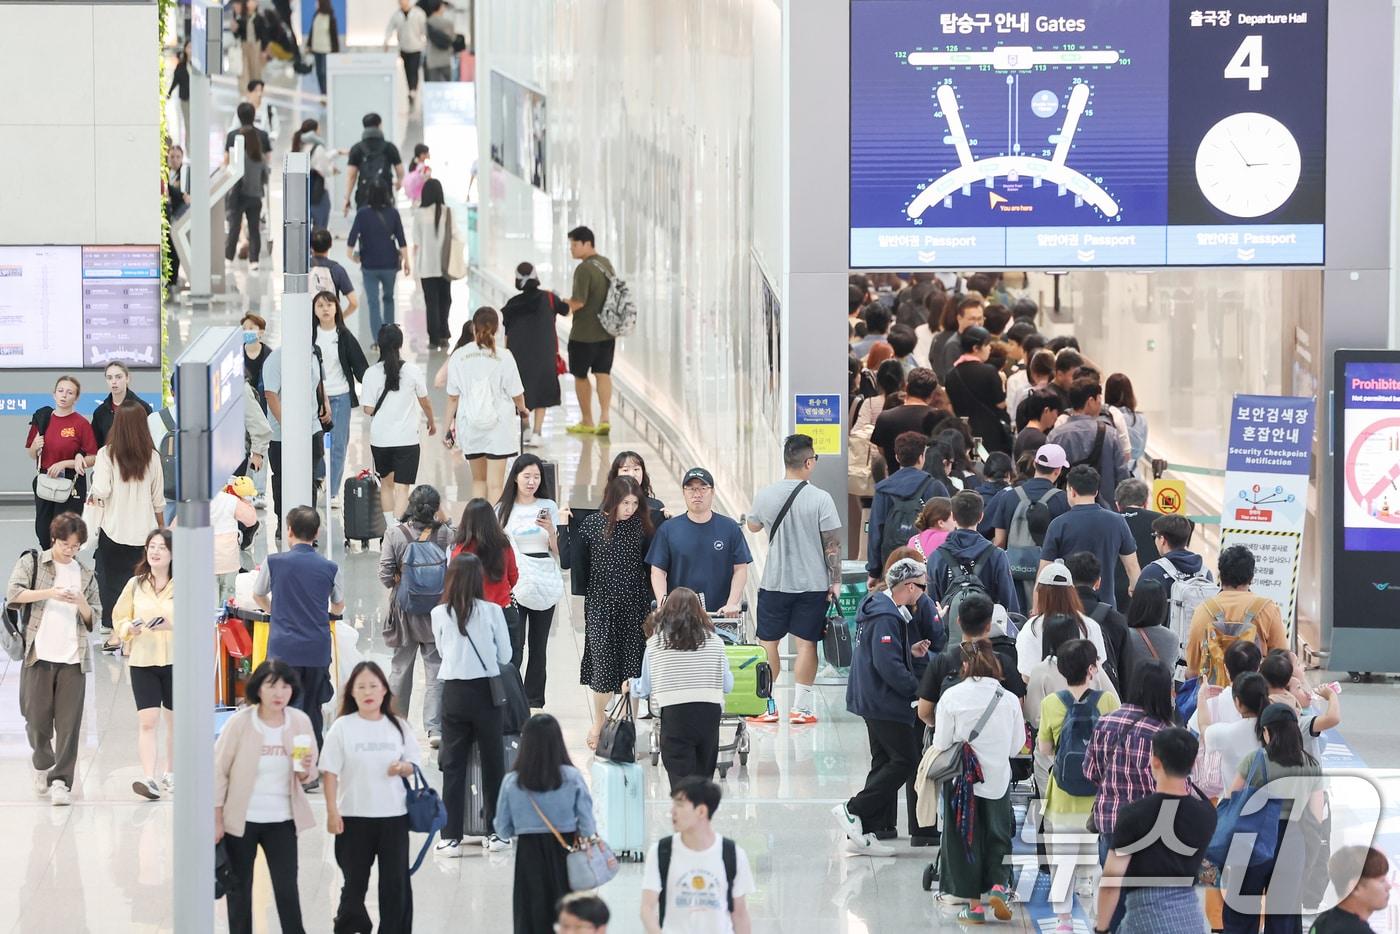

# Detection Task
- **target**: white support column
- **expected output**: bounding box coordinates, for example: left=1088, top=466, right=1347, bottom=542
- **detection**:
left=281, top=152, right=315, bottom=531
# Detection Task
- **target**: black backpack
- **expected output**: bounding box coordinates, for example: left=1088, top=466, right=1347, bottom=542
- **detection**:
left=935, top=544, right=994, bottom=624
left=1070, top=422, right=1107, bottom=470
left=355, top=145, right=394, bottom=202
left=158, top=409, right=178, bottom=500
left=658, top=835, right=737, bottom=926
left=878, top=476, right=935, bottom=569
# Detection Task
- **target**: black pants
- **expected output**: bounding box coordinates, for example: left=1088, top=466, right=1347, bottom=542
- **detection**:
left=400, top=51, right=421, bottom=92
left=867, top=721, right=937, bottom=839
left=518, top=605, right=554, bottom=707
left=225, top=190, right=262, bottom=262
left=421, top=276, right=452, bottom=344
left=33, top=475, right=84, bottom=549
left=847, top=717, right=919, bottom=826
left=224, top=820, right=305, bottom=934
left=502, top=604, right=524, bottom=669
left=313, top=52, right=328, bottom=95
left=440, top=678, right=505, bottom=840
left=95, top=532, right=145, bottom=631
left=268, top=433, right=325, bottom=539
left=1222, top=819, right=1304, bottom=934
left=334, top=814, right=411, bottom=934
left=514, top=831, right=573, bottom=934
left=659, top=701, right=722, bottom=791
left=290, top=664, right=330, bottom=752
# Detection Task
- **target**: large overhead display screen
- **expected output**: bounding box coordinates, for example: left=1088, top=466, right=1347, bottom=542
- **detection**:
left=0, top=246, right=161, bottom=368
left=850, top=0, right=1327, bottom=268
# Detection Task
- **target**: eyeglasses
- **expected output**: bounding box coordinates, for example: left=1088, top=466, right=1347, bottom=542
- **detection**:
left=909, top=581, right=927, bottom=591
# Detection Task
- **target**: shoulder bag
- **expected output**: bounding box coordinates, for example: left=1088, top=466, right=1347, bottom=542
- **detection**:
left=1199, top=749, right=1282, bottom=885
left=922, top=685, right=1004, bottom=784
left=402, top=763, right=447, bottom=875
left=439, top=207, right=467, bottom=281
left=0, top=549, right=38, bottom=661
left=529, top=795, right=620, bottom=891
left=461, top=619, right=508, bottom=707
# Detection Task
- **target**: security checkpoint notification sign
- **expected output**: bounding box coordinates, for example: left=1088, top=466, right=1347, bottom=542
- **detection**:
left=794, top=395, right=842, bottom=456
left=1219, top=394, right=1316, bottom=630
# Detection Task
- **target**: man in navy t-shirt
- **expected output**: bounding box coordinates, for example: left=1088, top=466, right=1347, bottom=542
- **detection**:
left=1039, top=465, right=1140, bottom=609
left=647, top=467, right=752, bottom=615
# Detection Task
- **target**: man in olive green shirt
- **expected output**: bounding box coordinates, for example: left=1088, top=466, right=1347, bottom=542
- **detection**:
left=565, top=225, right=616, bottom=435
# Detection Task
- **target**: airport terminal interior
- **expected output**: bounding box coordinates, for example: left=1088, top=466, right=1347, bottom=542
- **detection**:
left=1, top=0, right=1399, bottom=932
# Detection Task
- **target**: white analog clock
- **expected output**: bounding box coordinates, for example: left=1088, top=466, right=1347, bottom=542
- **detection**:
left=1194, top=112, right=1302, bottom=218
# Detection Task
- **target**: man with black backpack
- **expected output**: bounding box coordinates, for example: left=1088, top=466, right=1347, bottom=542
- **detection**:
left=343, top=113, right=404, bottom=214
left=1063, top=551, right=1127, bottom=693
left=928, top=490, right=1021, bottom=615
left=865, top=431, right=949, bottom=588
left=642, top=778, right=754, bottom=933
left=916, top=594, right=1025, bottom=724
left=1047, top=379, right=1129, bottom=508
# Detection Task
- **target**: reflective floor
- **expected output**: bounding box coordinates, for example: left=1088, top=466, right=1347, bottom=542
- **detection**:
left=3, top=57, right=1400, bottom=934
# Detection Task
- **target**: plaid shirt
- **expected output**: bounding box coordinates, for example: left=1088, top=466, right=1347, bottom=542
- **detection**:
left=1082, top=704, right=1166, bottom=835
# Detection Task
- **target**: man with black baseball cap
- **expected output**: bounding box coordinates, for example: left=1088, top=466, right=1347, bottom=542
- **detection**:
left=647, top=467, right=751, bottom=615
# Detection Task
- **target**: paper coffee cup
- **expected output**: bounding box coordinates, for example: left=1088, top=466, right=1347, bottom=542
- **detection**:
left=292, top=734, right=312, bottom=772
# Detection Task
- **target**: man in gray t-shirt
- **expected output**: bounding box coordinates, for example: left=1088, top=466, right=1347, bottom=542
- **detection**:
left=745, top=434, right=842, bottom=724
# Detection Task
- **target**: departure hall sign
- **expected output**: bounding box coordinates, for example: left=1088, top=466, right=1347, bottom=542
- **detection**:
left=849, top=0, right=1327, bottom=267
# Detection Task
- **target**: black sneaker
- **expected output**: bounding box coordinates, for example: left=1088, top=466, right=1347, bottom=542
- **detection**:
left=911, top=835, right=941, bottom=847
left=871, top=829, right=897, bottom=841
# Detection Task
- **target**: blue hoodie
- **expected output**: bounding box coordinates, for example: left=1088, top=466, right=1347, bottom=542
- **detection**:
left=846, top=590, right=940, bottom=724
left=926, top=527, right=1022, bottom=614
left=1137, top=549, right=1210, bottom=592
left=866, top=467, right=950, bottom=576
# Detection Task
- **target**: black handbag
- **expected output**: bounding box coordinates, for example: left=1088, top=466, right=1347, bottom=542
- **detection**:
left=595, top=696, right=636, bottom=764
left=214, top=840, right=237, bottom=899
left=822, top=597, right=853, bottom=668
left=462, top=623, right=508, bottom=707
left=498, top=660, right=531, bottom=734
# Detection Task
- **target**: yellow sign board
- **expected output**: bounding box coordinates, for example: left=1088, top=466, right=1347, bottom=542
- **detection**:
left=1152, top=479, right=1187, bottom=515
left=796, top=425, right=842, bottom=457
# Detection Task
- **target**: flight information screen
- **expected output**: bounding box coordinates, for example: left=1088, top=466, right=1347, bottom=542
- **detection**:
left=850, top=0, right=1327, bottom=268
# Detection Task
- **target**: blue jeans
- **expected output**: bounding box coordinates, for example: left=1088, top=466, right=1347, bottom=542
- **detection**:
left=327, top=393, right=353, bottom=497
left=362, top=267, right=398, bottom=343
left=1098, top=835, right=1127, bottom=932
left=311, top=191, right=330, bottom=232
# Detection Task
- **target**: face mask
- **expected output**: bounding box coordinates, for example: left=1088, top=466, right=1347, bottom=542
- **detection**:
left=243, top=331, right=258, bottom=345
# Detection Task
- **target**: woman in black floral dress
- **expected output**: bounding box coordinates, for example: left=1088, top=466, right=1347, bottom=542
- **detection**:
left=576, top=476, right=654, bottom=748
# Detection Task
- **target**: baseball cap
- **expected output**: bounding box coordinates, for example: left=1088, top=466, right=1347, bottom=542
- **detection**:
left=885, top=557, right=926, bottom=589
left=682, top=467, right=715, bottom=488
left=1036, top=560, right=1074, bottom=588
left=1035, top=443, right=1070, bottom=470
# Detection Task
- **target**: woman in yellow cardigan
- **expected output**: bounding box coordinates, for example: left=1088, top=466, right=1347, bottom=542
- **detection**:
left=114, top=528, right=175, bottom=799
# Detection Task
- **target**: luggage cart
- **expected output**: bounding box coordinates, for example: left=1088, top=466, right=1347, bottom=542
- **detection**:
left=646, top=607, right=766, bottom=780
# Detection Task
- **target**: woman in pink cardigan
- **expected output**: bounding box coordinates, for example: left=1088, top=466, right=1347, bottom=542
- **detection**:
left=214, top=660, right=320, bottom=934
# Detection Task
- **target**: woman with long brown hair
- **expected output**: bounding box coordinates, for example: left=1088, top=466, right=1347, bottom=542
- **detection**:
left=88, top=401, right=164, bottom=649
left=444, top=306, right=528, bottom=501
left=114, top=529, right=175, bottom=799
left=1014, top=559, right=1108, bottom=679
left=929, top=637, right=1026, bottom=924
left=576, top=476, right=654, bottom=748
left=320, top=660, right=421, bottom=933
left=630, top=587, right=732, bottom=790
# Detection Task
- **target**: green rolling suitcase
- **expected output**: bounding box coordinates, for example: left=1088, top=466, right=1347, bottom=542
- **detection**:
left=724, top=644, right=772, bottom=717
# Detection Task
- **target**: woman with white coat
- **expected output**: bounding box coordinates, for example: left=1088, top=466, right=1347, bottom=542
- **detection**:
left=443, top=306, right=527, bottom=503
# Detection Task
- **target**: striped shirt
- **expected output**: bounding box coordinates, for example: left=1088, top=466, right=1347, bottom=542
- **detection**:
left=639, top=633, right=729, bottom=710
left=1081, top=704, right=1168, bottom=835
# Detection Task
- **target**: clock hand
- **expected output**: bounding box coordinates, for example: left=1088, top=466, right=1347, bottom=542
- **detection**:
left=1230, top=140, right=1256, bottom=168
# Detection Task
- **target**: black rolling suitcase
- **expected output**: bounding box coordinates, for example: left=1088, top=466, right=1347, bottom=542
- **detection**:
left=343, top=470, right=386, bottom=547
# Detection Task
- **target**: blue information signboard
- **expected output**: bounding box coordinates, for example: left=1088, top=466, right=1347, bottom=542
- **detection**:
left=794, top=395, right=842, bottom=455
left=850, top=0, right=1328, bottom=267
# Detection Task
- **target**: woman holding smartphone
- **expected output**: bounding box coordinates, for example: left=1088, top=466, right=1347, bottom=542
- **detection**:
left=320, top=660, right=422, bottom=934
left=213, top=660, right=318, bottom=934
left=114, top=529, right=176, bottom=800
left=495, top=454, right=562, bottom=707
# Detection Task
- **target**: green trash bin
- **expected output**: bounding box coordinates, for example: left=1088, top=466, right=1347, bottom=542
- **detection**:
left=838, top=560, right=868, bottom=622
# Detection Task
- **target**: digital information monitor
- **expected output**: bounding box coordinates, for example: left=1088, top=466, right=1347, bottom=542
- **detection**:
left=850, top=0, right=1327, bottom=267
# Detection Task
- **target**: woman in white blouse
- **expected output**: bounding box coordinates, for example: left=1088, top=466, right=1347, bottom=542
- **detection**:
left=361, top=323, right=436, bottom=523
left=89, top=402, right=164, bottom=652
left=494, top=454, right=562, bottom=708
left=444, top=306, right=528, bottom=502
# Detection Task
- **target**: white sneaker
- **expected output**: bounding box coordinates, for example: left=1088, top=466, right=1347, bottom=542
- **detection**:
left=832, top=803, right=863, bottom=842
left=162, top=773, right=175, bottom=794
left=133, top=778, right=161, bottom=800
left=50, top=780, right=71, bottom=806
left=33, top=770, right=49, bottom=796
left=522, top=430, right=540, bottom=447
left=485, top=834, right=511, bottom=852
left=329, top=495, right=343, bottom=511
left=844, top=833, right=895, bottom=857
left=435, top=838, right=464, bottom=858
left=429, top=734, right=441, bottom=749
